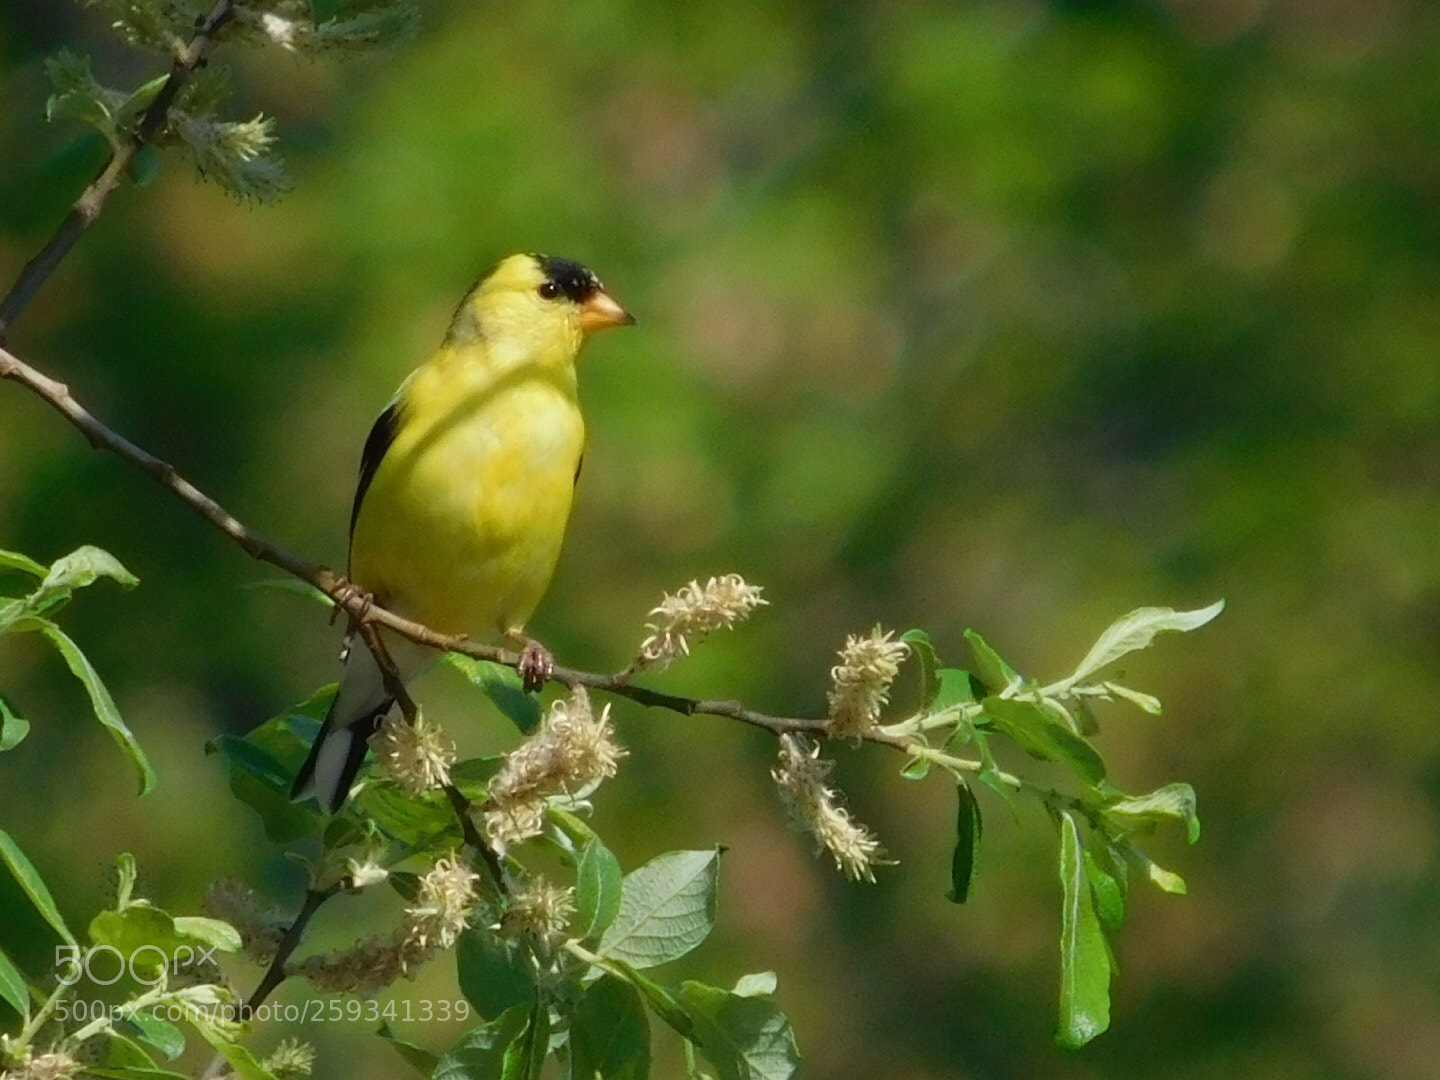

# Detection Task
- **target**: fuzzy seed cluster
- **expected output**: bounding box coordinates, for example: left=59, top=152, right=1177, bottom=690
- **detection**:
left=637, top=574, right=766, bottom=668
left=772, top=735, right=886, bottom=883
left=826, top=628, right=908, bottom=736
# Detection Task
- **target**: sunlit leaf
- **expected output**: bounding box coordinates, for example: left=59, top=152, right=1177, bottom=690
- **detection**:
left=964, top=629, right=1020, bottom=694
left=445, top=654, right=541, bottom=733
left=1103, top=783, right=1199, bottom=843
left=1066, top=601, right=1224, bottom=686
left=900, top=628, right=940, bottom=705
left=678, top=980, right=801, bottom=1080
left=1056, top=811, right=1110, bottom=1049
left=40, top=622, right=154, bottom=795
left=0, top=945, right=28, bottom=1018
left=577, top=837, right=624, bottom=941
left=0, top=694, right=29, bottom=751
left=0, top=826, right=75, bottom=946
left=597, top=850, right=719, bottom=970
left=982, top=697, right=1105, bottom=786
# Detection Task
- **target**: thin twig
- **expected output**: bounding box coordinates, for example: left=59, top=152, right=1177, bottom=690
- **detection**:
left=0, top=0, right=239, bottom=341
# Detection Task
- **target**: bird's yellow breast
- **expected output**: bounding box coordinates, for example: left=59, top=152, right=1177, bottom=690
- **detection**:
left=349, top=352, right=585, bottom=637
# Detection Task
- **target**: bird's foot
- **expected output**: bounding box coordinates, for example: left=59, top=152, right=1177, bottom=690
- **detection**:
left=517, top=639, right=555, bottom=694
left=329, top=576, right=375, bottom=626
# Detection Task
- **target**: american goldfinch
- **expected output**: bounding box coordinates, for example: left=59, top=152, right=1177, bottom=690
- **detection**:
left=292, top=253, right=634, bottom=811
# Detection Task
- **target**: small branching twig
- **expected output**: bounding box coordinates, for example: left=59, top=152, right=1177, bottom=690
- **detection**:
left=0, top=0, right=238, bottom=340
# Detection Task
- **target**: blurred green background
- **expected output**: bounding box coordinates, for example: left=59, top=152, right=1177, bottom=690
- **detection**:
left=3, top=0, right=1439, bottom=1076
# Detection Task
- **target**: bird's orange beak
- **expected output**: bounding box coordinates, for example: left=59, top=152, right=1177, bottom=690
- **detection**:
left=578, top=289, right=636, bottom=334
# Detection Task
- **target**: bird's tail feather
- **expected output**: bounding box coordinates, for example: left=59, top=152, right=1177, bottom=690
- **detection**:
left=291, top=642, right=395, bottom=813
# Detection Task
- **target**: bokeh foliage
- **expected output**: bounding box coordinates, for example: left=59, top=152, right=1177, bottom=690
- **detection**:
left=3, top=0, right=1439, bottom=1076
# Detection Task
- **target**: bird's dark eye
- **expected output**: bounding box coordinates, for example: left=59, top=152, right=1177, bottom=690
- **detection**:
left=538, top=281, right=561, bottom=300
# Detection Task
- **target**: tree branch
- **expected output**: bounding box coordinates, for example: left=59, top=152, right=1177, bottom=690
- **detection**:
left=0, top=0, right=238, bottom=341
left=0, top=340, right=904, bottom=752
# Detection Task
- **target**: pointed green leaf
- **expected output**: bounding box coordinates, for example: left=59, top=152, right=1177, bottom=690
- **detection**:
left=932, top=668, right=976, bottom=712
left=577, top=837, right=624, bottom=941
left=103, top=1031, right=157, bottom=1069
left=947, top=780, right=982, bottom=904
left=378, top=1022, right=440, bottom=1078
left=0, top=827, right=75, bottom=946
left=571, top=974, right=650, bottom=1080
left=0, top=694, right=29, bottom=751
left=84, top=1068, right=193, bottom=1080
left=1103, top=683, right=1163, bottom=715
left=208, top=689, right=328, bottom=842
left=677, top=980, right=801, bottom=1080
left=501, top=1002, right=549, bottom=1080
left=1068, top=601, right=1224, bottom=686
left=118, top=1011, right=186, bottom=1061
left=900, top=629, right=940, bottom=705
left=1083, top=850, right=1125, bottom=934
left=0, top=549, right=46, bottom=577
left=434, top=1005, right=530, bottom=1080
left=128, top=144, right=161, bottom=187
left=1056, top=811, right=1110, bottom=1049
left=964, top=629, right=1020, bottom=694
left=445, top=655, right=541, bottom=733
left=983, top=697, right=1105, bottom=786
left=1103, top=783, right=1199, bottom=843
left=1125, top=845, right=1188, bottom=895
left=40, top=622, right=154, bottom=795
left=898, top=756, right=930, bottom=780
left=597, top=850, right=719, bottom=969
left=0, top=945, right=28, bottom=1018
left=28, top=545, right=138, bottom=616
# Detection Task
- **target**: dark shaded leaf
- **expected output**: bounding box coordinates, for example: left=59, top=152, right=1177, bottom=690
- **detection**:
left=678, top=980, right=801, bottom=1080
left=572, top=975, right=650, bottom=1080
left=456, top=927, right=535, bottom=1020
left=948, top=780, right=982, bottom=903
left=378, top=1022, right=440, bottom=1077
left=445, top=655, right=541, bottom=733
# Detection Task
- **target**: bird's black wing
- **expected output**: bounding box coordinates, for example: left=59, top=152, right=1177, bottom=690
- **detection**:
left=348, top=400, right=401, bottom=568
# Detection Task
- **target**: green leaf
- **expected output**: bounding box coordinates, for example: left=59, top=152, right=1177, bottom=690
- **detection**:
left=119, top=1011, right=187, bottom=1061
left=964, top=629, right=1020, bottom=695
left=90, top=905, right=232, bottom=977
left=1083, top=849, right=1126, bottom=934
left=456, top=928, right=536, bottom=1020
left=677, top=981, right=802, bottom=1080
left=1103, top=783, right=1200, bottom=843
left=0, top=826, right=75, bottom=946
left=572, top=975, right=650, bottom=1080
left=1056, top=811, right=1111, bottom=1049
left=355, top=783, right=461, bottom=849
left=208, top=689, right=328, bottom=842
left=115, top=74, right=168, bottom=127
left=898, top=756, right=930, bottom=780
left=104, top=1031, right=158, bottom=1069
left=608, top=960, right=694, bottom=1038
left=982, top=697, right=1105, bottom=786
left=972, top=731, right=1018, bottom=818
left=172, top=916, right=242, bottom=953
left=1067, top=601, right=1225, bottom=686
left=1103, top=683, right=1163, bottom=715
left=900, top=629, right=940, bottom=705
left=947, top=780, right=982, bottom=904
left=0, top=694, right=29, bottom=751
left=85, top=1069, right=193, bottom=1080
left=502, top=1001, right=549, bottom=1080
left=0, top=549, right=46, bottom=577
left=731, top=972, right=777, bottom=998
left=378, top=1022, right=441, bottom=1078
left=434, top=1005, right=531, bottom=1080
left=445, top=654, right=541, bottom=733
left=29, top=545, right=138, bottom=615
left=40, top=622, right=155, bottom=795
left=597, top=850, right=719, bottom=970
left=577, top=838, right=624, bottom=941
left=312, top=0, right=342, bottom=22
left=0, top=945, right=28, bottom=1018
left=932, top=668, right=976, bottom=712
left=1125, top=846, right=1188, bottom=895
left=128, top=144, right=161, bottom=187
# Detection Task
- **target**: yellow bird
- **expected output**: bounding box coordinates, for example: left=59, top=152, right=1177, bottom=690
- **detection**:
left=292, top=253, right=634, bottom=811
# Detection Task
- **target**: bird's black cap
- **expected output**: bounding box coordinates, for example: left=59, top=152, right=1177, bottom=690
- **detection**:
left=535, top=254, right=603, bottom=303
